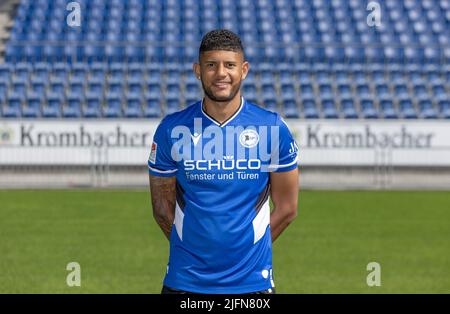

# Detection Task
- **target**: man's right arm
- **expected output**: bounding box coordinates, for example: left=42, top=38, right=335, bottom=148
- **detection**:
left=149, top=174, right=176, bottom=241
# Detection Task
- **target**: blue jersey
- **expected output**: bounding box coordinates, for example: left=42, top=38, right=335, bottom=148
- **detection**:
left=148, top=98, right=298, bottom=293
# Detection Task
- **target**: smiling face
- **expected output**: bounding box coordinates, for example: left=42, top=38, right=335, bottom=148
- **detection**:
left=194, top=50, right=249, bottom=103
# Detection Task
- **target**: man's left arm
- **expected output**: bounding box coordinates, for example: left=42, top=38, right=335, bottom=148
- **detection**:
left=269, top=168, right=299, bottom=242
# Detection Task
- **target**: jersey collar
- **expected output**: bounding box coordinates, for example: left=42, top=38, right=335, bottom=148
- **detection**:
left=200, top=97, right=245, bottom=127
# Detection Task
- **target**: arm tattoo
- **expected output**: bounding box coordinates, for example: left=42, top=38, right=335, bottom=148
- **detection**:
left=149, top=175, right=176, bottom=241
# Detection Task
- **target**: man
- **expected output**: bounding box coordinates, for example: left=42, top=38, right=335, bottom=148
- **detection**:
left=148, top=29, right=299, bottom=294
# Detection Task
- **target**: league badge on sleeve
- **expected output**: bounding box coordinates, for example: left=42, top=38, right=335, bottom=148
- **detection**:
left=149, top=142, right=157, bottom=164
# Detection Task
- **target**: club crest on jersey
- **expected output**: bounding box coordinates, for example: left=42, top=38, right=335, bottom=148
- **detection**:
left=149, top=142, right=157, bottom=164
left=239, top=129, right=259, bottom=148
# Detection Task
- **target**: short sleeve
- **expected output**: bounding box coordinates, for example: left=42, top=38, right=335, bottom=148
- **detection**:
left=148, top=120, right=178, bottom=177
left=269, top=115, right=299, bottom=172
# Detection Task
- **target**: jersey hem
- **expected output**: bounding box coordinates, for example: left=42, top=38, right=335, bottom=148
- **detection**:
left=163, top=280, right=273, bottom=294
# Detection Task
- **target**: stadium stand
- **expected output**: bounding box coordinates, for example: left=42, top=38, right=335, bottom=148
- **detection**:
left=0, top=0, right=449, bottom=119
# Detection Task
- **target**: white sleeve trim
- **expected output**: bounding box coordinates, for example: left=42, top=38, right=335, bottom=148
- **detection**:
left=268, top=156, right=298, bottom=169
left=148, top=165, right=178, bottom=173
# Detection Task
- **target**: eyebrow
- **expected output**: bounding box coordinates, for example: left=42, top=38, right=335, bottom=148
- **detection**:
left=203, top=60, right=238, bottom=64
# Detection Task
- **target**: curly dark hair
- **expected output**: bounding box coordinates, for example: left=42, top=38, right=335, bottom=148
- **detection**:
left=199, top=29, right=244, bottom=57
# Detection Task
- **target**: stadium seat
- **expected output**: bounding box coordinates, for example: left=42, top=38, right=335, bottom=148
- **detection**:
left=322, top=99, right=339, bottom=119
left=84, top=93, right=102, bottom=118
left=143, top=97, right=162, bottom=118
left=63, top=93, right=83, bottom=118
left=104, top=94, right=122, bottom=118
left=2, top=0, right=447, bottom=120
left=165, top=98, right=180, bottom=115
left=22, top=94, right=41, bottom=118
left=263, top=98, right=277, bottom=112
left=2, top=94, right=22, bottom=118
left=283, top=99, right=300, bottom=118
left=438, top=100, right=450, bottom=119
left=341, top=99, right=359, bottom=119
left=124, top=95, right=142, bottom=118
left=380, top=99, right=399, bottom=119
left=419, top=99, right=438, bottom=119
left=360, top=98, right=379, bottom=119
left=399, top=99, right=418, bottom=119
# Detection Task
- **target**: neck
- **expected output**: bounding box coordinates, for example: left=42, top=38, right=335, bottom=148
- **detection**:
left=203, top=93, right=242, bottom=124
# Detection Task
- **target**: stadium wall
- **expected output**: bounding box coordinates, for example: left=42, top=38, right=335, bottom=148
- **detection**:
left=1, top=119, right=450, bottom=189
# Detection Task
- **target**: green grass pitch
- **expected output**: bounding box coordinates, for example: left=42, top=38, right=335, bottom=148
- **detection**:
left=0, top=189, right=449, bottom=293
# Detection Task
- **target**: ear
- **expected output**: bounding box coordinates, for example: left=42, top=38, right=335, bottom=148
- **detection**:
left=241, top=61, right=250, bottom=80
left=193, top=63, right=201, bottom=80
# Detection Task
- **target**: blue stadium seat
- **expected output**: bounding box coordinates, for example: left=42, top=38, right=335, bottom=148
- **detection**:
left=90, top=63, right=106, bottom=79
left=380, top=99, right=399, bottom=119
left=84, top=93, right=102, bottom=118
left=341, top=98, right=358, bottom=119
left=318, top=82, right=333, bottom=99
left=63, top=94, right=82, bottom=118
left=263, top=98, right=277, bottom=112
left=243, top=84, right=258, bottom=101
left=419, top=99, right=438, bottom=119
left=283, top=99, right=300, bottom=118
left=185, top=82, right=201, bottom=100
left=360, top=98, right=378, bottom=119
left=143, top=97, right=161, bottom=118
left=72, top=63, right=87, bottom=78
left=29, top=77, right=46, bottom=94
left=103, top=97, right=122, bottom=118
left=4, top=0, right=447, bottom=120
left=166, top=83, right=181, bottom=99
left=2, top=94, right=22, bottom=118
left=49, top=77, right=66, bottom=95
left=42, top=93, right=62, bottom=118
left=15, top=62, right=31, bottom=79
left=365, top=47, right=384, bottom=63
left=0, top=81, right=8, bottom=103
left=302, top=99, right=319, bottom=119
left=127, top=76, right=143, bottom=94
left=399, top=99, right=418, bottom=119
left=322, top=99, right=339, bottom=119
left=337, top=83, right=352, bottom=99
left=11, top=77, right=28, bottom=94
left=299, top=82, right=314, bottom=99
left=52, top=63, right=68, bottom=78
left=127, top=63, right=145, bottom=79
left=22, top=93, right=41, bottom=118
left=439, top=100, right=450, bottom=119
left=69, top=77, right=85, bottom=94
left=0, top=64, right=11, bottom=79
left=165, top=98, right=180, bottom=115
left=124, top=95, right=142, bottom=118
left=86, top=77, right=104, bottom=94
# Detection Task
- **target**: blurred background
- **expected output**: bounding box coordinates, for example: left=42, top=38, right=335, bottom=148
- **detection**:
left=0, top=0, right=449, bottom=188
left=0, top=0, right=449, bottom=293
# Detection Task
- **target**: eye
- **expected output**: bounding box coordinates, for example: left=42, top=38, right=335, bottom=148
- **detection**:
left=227, top=63, right=236, bottom=68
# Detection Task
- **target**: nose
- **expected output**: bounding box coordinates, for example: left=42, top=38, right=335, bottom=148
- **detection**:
left=216, top=63, right=227, bottom=78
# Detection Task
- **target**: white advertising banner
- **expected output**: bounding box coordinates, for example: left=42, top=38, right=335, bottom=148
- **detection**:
left=288, top=120, right=450, bottom=166
left=0, top=119, right=450, bottom=166
left=0, top=120, right=158, bottom=165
